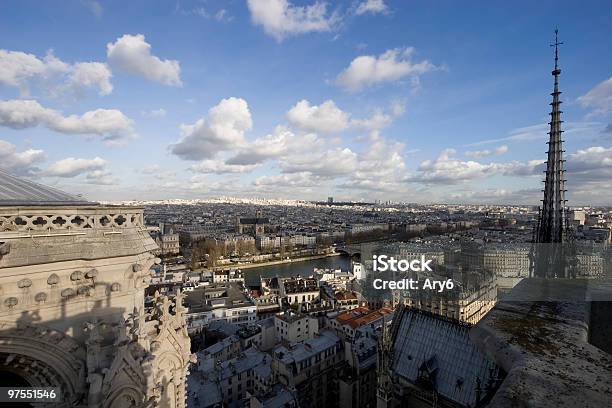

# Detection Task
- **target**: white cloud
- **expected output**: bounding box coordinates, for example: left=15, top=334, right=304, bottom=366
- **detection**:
left=182, top=5, right=233, bottom=22
left=351, top=110, right=392, bottom=131
left=45, top=157, right=106, bottom=177
left=447, top=188, right=542, bottom=205
left=0, top=49, right=112, bottom=97
left=0, top=99, right=136, bottom=144
left=82, top=0, right=103, bottom=17
left=355, top=0, right=388, bottom=15
left=286, top=99, right=404, bottom=134
left=503, top=159, right=545, bottom=177
left=227, top=125, right=323, bottom=165
left=43, top=156, right=118, bottom=185
left=336, top=47, right=437, bottom=91
left=141, top=108, right=167, bottom=118
left=390, top=99, right=406, bottom=116
left=341, top=132, right=407, bottom=191
left=467, top=121, right=601, bottom=147
left=170, top=97, right=252, bottom=160
left=407, top=148, right=503, bottom=184
left=465, top=145, right=508, bottom=158
left=140, top=165, right=176, bottom=181
left=215, top=9, right=233, bottom=22
left=190, top=159, right=259, bottom=174
left=405, top=144, right=612, bottom=189
left=0, top=139, right=46, bottom=175
left=351, top=100, right=406, bottom=131
left=566, top=146, right=612, bottom=180
left=141, top=164, right=161, bottom=174
left=577, top=77, right=612, bottom=116
left=85, top=169, right=118, bottom=185
left=246, top=0, right=338, bottom=41
left=254, top=172, right=324, bottom=188
left=107, top=34, right=182, bottom=86
left=68, top=62, right=113, bottom=96
left=0, top=50, right=46, bottom=90
left=286, top=99, right=349, bottom=133
left=280, top=147, right=358, bottom=177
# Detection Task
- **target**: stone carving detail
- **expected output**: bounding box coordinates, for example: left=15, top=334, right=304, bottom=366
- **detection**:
left=61, top=288, right=76, bottom=298
left=0, top=209, right=144, bottom=232
left=47, top=273, right=60, bottom=285
left=0, top=198, right=185, bottom=406
left=71, top=271, right=84, bottom=281
left=98, top=291, right=192, bottom=408
left=0, top=322, right=87, bottom=404
left=17, top=278, right=32, bottom=288
left=0, top=241, right=10, bottom=259
left=4, top=297, right=18, bottom=308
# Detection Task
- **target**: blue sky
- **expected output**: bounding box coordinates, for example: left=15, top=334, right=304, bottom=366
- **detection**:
left=0, top=0, right=611, bottom=204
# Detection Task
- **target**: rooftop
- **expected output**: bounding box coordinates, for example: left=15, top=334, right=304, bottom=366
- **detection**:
left=275, top=310, right=307, bottom=323
left=0, top=169, right=94, bottom=206
left=336, top=306, right=393, bottom=329
left=184, top=283, right=255, bottom=313
left=274, top=330, right=339, bottom=365
left=392, top=306, right=501, bottom=407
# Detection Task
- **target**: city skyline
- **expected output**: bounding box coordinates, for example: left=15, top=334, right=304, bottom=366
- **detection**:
left=1, top=0, right=612, bottom=205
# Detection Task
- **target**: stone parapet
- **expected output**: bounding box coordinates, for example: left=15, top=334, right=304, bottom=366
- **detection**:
left=470, top=278, right=612, bottom=407
left=0, top=205, right=157, bottom=267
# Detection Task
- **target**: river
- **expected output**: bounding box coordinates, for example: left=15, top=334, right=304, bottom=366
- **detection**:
left=243, top=254, right=350, bottom=286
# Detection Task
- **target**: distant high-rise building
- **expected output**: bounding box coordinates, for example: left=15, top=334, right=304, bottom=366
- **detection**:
left=532, top=29, right=575, bottom=278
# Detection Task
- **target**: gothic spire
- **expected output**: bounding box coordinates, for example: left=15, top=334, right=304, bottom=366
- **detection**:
left=532, top=29, right=575, bottom=279
left=536, top=28, right=568, bottom=245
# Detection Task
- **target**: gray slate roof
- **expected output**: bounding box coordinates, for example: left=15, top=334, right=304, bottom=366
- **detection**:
left=392, top=308, right=500, bottom=407
left=0, top=169, right=94, bottom=206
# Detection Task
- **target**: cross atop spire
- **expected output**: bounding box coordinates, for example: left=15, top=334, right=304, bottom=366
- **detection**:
left=550, top=28, right=563, bottom=74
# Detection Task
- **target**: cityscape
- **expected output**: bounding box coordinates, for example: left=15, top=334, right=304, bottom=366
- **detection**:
left=0, top=1, right=611, bottom=408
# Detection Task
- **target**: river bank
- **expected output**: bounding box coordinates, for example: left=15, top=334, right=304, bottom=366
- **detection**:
left=213, top=252, right=341, bottom=271
left=243, top=253, right=350, bottom=286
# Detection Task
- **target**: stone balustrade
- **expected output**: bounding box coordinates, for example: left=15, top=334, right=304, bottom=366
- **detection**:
left=0, top=206, right=144, bottom=235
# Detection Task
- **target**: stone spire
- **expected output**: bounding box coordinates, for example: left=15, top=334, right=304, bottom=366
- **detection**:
left=376, top=315, right=394, bottom=408
left=537, top=28, right=567, bottom=244
left=532, top=29, right=574, bottom=278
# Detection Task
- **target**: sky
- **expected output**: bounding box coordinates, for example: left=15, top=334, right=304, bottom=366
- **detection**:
left=0, top=0, right=611, bottom=205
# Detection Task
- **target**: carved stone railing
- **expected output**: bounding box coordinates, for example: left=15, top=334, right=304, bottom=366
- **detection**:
left=0, top=205, right=157, bottom=269
left=0, top=206, right=144, bottom=235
